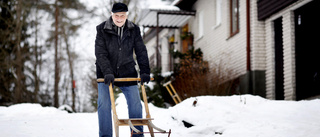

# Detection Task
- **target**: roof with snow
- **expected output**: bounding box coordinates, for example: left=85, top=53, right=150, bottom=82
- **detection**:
left=138, top=5, right=195, bottom=28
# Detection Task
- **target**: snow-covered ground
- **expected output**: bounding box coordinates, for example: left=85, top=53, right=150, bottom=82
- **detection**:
left=1, top=94, right=319, bottom=137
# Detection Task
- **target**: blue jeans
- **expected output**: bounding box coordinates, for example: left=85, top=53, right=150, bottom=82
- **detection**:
left=98, top=83, right=143, bottom=137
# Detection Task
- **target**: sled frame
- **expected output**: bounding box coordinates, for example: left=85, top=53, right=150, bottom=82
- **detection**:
left=163, top=80, right=181, bottom=104
left=97, top=78, right=170, bottom=137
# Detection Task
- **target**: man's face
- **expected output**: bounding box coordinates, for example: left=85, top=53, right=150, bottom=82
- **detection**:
left=112, top=12, right=127, bottom=27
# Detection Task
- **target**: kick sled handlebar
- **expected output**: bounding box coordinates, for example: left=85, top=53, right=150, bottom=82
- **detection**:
left=96, top=77, right=154, bottom=83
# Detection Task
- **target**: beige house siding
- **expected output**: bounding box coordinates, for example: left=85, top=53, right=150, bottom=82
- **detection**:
left=282, top=11, right=296, bottom=100
left=250, top=0, right=266, bottom=71
left=145, top=29, right=170, bottom=70
left=189, top=0, right=248, bottom=78
left=184, top=0, right=314, bottom=100
left=142, top=0, right=316, bottom=100
left=264, top=0, right=313, bottom=100
left=265, top=19, right=274, bottom=99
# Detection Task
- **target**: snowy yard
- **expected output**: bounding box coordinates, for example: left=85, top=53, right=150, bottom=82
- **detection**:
left=1, top=94, right=319, bottom=137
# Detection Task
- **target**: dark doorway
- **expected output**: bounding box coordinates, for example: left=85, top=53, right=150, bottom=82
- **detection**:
left=274, top=17, right=284, bottom=100
left=294, top=0, right=320, bottom=100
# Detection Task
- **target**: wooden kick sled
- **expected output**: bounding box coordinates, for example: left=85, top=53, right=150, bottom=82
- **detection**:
left=97, top=78, right=171, bottom=137
left=162, top=80, right=181, bottom=105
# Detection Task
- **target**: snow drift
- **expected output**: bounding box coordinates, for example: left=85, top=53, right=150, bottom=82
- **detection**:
left=0, top=94, right=319, bottom=137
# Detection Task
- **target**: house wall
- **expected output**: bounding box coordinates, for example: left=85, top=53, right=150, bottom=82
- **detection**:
left=143, top=0, right=314, bottom=100
left=265, top=16, right=275, bottom=99
left=145, top=29, right=170, bottom=70
left=264, top=0, right=313, bottom=100
left=249, top=0, right=267, bottom=97
left=188, top=0, right=268, bottom=96
left=250, top=0, right=266, bottom=71
left=189, top=0, right=248, bottom=78
left=144, top=28, right=180, bottom=74
left=185, top=0, right=313, bottom=100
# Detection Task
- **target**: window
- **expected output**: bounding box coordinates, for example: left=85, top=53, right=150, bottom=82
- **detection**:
left=214, top=0, right=222, bottom=28
left=198, top=10, right=204, bottom=39
left=230, top=0, right=239, bottom=36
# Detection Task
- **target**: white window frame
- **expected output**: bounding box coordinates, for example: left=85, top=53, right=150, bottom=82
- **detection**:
left=196, top=10, right=204, bottom=41
left=213, top=0, right=222, bottom=29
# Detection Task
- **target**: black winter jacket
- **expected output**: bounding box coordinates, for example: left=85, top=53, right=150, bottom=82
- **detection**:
left=95, top=17, right=150, bottom=87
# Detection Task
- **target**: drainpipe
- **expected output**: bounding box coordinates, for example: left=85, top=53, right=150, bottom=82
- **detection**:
left=246, top=0, right=253, bottom=94
left=246, top=0, right=251, bottom=71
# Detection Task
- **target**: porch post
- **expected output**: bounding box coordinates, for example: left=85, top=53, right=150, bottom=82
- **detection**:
left=156, top=12, right=160, bottom=68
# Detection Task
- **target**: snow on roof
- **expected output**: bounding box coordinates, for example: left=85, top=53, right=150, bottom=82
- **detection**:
left=138, top=1, right=195, bottom=28
left=149, top=5, right=180, bottom=11
left=138, top=10, right=194, bottom=28
left=171, top=0, right=182, bottom=6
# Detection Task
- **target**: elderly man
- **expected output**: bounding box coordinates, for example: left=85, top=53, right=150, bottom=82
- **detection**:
left=95, top=2, right=150, bottom=137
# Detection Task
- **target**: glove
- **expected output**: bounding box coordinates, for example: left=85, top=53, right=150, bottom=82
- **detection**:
left=104, top=74, right=114, bottom=85
left=140, top=73, right=150, bottom=85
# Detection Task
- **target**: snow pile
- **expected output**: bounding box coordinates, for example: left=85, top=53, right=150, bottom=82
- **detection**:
left=0, top=104, right=98, bottom=137
left=0, top=94, right=320, bottom=137
left=160, top=95, right=320, bottom=137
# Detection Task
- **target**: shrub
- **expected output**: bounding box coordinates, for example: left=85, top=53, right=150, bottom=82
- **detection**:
left=172, top=48, right=239, bottom=100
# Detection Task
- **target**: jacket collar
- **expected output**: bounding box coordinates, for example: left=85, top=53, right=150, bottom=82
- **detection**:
left=103, top=17, right=134, bottom=30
